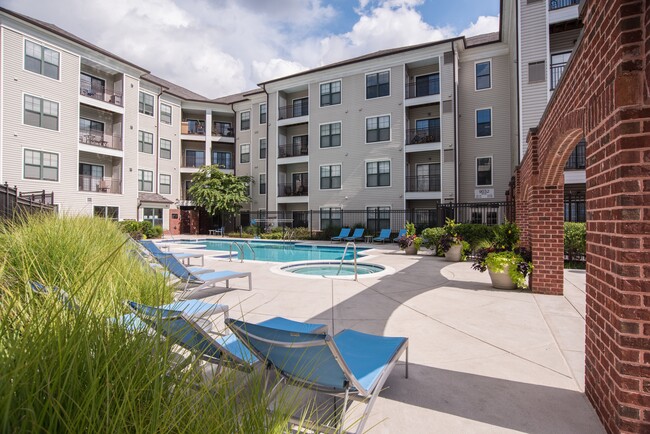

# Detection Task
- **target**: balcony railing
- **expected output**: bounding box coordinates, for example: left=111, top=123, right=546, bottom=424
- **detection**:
left=549, top=0, right=579, bottom=11
left=79, top=128, right=122, bottom=150
left=277, top=182, right=308, bottom=197
left=550, top=63, right=567, bottom=90
left=405, top=75, right=440, bottom=99
left=278, top=140, right=308, bottom=158
left=78, top=175, right=122, bottom=194
left=405, top=175, right=441, bottom=192
left=181, top=121, right=206, bottom=135
left=79, top=85, right=123, bottom=106
left=406, top=127, right=441, bottom=145
left=182, top=155, right=205, bottom=168
left=278, top=103, right=309, bottom=120
left=212, top=124, right=233, bottom=137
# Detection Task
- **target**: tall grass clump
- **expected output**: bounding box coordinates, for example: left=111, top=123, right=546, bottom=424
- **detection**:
left=0, top=214, right=304, bottom=433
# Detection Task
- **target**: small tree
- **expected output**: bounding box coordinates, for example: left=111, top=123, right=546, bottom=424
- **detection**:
left=188, top=166, right=251, bottom=222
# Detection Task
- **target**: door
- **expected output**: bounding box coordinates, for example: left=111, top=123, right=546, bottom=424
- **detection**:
left=79, top=163, right=104, bottom=191
left=416, top=163, right=440, bottom=192
left=415, top=118, right=440, bottom=142
left=292, top=173, right=308, bottom=196
left=293, top=98, right=308, bottom=117
left=415, top=73, right=439, bottom=97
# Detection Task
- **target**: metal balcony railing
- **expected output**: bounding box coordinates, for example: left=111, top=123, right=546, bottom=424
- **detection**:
left=550, top=63, right=567, bottom=90
left=181, top=121, right=206, bottom=135
left=277, top=182, right=308, bottom=197
left=278, top=102, right=309, bottom=120
left=79, top=128, right=122, bottom=150
left=405, top=75, right=440, bottom=99
left=549, top=0, right=579, bottom=11
left=182, top=155, right=205, bottom=168
left=405, top=175, right=441, bottom=192
left=278, top=140, right=308, bottom=158
left=80, top=84, right=123, bottom=106
left=406, top=127, right=441, bottom=145
left=78, top=176, right=122, bottom=194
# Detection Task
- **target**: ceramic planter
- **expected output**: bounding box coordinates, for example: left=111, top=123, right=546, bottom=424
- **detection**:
left=488, top=265, right=517, bottom=290
left=444, top=243, right=462, bottom=262
left=404, top=245, right=418, bottom=255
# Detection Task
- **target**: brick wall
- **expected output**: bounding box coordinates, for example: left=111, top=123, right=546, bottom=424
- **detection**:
left=511, top=0, right=650, bottom=431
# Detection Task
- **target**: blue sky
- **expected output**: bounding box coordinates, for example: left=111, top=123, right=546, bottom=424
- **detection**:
left=6, top=0, right=501, bottom=97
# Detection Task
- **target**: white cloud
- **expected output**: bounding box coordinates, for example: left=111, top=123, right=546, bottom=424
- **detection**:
left=460, top=15, right=500, bottom=37
left=251, top=58, right=308, bottom=84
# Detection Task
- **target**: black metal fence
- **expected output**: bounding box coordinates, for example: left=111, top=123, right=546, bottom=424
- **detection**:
left=1, top=183, right=56, bottom=220
left=565, top=192, right=586, bottom=222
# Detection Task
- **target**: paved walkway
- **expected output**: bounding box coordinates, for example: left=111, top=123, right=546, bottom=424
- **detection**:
left=170, top=240, right=603, bottom=433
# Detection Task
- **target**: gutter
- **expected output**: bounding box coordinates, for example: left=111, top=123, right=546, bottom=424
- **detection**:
left=154, top=89, right=163, bottom=194
left=452, top=42, right=459, bottom=203
left=261, top=83, right=270, bottom=212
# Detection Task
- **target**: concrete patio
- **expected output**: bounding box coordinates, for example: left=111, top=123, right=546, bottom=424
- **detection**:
left=169, top=240, right=604, bottom=433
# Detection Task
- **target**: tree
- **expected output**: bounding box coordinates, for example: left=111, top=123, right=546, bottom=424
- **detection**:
left=188, top=166, right=251, bottom=216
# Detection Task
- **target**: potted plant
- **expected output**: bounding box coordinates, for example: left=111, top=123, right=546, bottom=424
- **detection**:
left=396, top=222, right=422, bottom=255
left=439, top=218, right=464, bottom=261
left=471, top=221, right=533, bottom=289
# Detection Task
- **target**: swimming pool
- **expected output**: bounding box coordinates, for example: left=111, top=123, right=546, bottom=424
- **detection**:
left=282, top=262, right=385, bottom=276
left=200, top=240, right=368, bottom=263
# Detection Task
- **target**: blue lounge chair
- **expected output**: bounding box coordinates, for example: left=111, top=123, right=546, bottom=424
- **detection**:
left=129, top=301, right=328, bottom=372
left=392, top=228, right=407, bottom=243
left=372, top=228, right=392, bottom=243
left=331, top=227, right=351, bottom=243
left=155, top=253, right=252, bottom=298
left=226, top=319, right=408, bottom=434
left=140, top=239, right=205, bottom=267
left=128, top=238, right=213, bottom=276
left=344, top=228, right=364, bottom=242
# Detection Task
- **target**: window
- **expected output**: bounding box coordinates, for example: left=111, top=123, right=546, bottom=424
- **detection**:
left=320, top=122, right=341, bottom=148
left=259, top=103, right=267, bottom=124
left=259, top=138, right=267, bottom=159
left=159, top=174, right=171, bottom=194
left=24, top=40, right=59, bottom=79
left=160, top=139, right=172, bottom=159
left=143, top=208, right=163, bottom=227
left=213, top=121, right=232, bottom=136
left=366, top=71, right=390, bottom=98
left=213, top=151, right=232, bottom=169
left=415, top=163, right=441, bottom=191
left=367, top=207, right=390, bottom=233
left=139, top=92, right=154, bottom=115
left=476, top=157, right=492, bottom=186
left=476, top=108, right=492, bottom=137
left=366, top=161, right=390, bottom=187
left=240, top=111, right=250, bottom=130
left=414, top=118, right=440, bottom=143
left=80, top=73, right=105, bottom=98
left=259, top=174, right=266, bottom=195
left=292, top=135, right=308, bottom=155
left=79, top=163, right=104, bottom=191
left=320, top=164, right=341, bottom=189
left=79, top=118, right=104, bottom=145
left=475, top=61, right=491, bottom=90
left=415, top=73, right=440, bottom=97
left=24, top=149, right=58, bottom=181
left=366, top=115, right=390, bottom=143
left=320, top=207, right=342, bottom=229
left=138, top=169, right=153, bottom=192
left=320, top=80, right=341, bottom=106
left=160, top=104, right=172, bottom=124
left=550, top=52, right=571, bottom=89
left=138, top=131, right=154, bottom=154
left=94, top=206, right=119, bottom=220
left=292, top=98, right=308, bottom=117
left=565, top=139, right=586, bottom=170
left=185, top=150, right=205, bottom=167
left=24, top=95, right=58, bottom=130
left=240, top=144, right=250, bottom=163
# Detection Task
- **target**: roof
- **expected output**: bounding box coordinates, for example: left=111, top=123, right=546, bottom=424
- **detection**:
left=141, top=74, right=211, bottom=102
left=138, top=192, right=173, bottom=205
left=0, top=7, right=148, bottom=73
left=211, top=88, right=264, bottom=104
left=464, top=32, right=501, bottom=47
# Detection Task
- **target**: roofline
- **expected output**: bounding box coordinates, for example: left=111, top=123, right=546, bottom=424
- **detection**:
left=0, top=7, right=150, bottom=74
left=258, top=35, right=465, bottom=86
left=462, top=0, right=505, bottom=49
left=140, top=76, right=216, bottom=103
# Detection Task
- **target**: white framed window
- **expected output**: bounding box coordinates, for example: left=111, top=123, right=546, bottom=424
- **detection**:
left=138, top=169, right=153, bottom=192
left=94, top=206, right=119, bottom=220
left=160, top=103, right=172, bottom=124
left=320, top=122, right=341, bottom=148
left=240, top=144, right=250, bottom=163
left=259, top=138, right=267, bottom=159
left=366, top=160, right=391, bottom=187
left=240, top=111, right=250, bottom=130
left=24, top=40, right=60, bottom=79
left=24, top=94, right=58, bottom=130
left=320, top=80, right=341, bottom=106
left=159, top=139, right=172, bottom=159
left=366, top=115, right=390, bottom=143
left=476, top=108, right=492, bottom=138
left=366, top=70, right=390, bottom=99
left=475, top=60, right=491, bottom=91
left=138, top=131, right=154, bottom=153
left=185, top=149, right=205, bottom=167
left=159, top=174, right=171, bottom=194
left=476, top=156, right=493, bottom=186
left=24, top=149, right=58, bottom=181
left=139, top=92, right=154, bottom=116
left=320, top=164, right=341, bottom=190
left=143, top=207, right=163, bottom=227
left=259, top=103, right=267, bottom=124
left=259, top=173, right=266, bottom=195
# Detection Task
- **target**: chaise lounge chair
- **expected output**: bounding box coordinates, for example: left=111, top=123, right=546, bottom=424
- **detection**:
left=392, top=228, right=407, bottom=242
left=140, top=239, right=205, bottom=267
left=344, top=228, right=365, bottom=242
left=225, top=318, right=408, bottom=434
left=129, top=301, right=328, bottom=372
left=128, top=238, right=213, bottom=276
left=372, top=228, right=392, bottom=243
left=331, top=228, right=351, bottom=243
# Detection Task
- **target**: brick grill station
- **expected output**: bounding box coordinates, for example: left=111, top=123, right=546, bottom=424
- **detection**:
left=508, top=0, right=650, bottom=432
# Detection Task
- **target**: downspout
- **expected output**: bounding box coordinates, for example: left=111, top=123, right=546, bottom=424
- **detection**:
left=154, top=89, right=163, bottom=194
left=516, top=0, right=522, bottom=163
left=261, top=84, right=270, bottom=212
left=452, top=41, right=459, bottom=203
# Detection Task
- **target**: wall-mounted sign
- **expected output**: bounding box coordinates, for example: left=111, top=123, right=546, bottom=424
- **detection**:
left=475, top=188, right=494, bottom=199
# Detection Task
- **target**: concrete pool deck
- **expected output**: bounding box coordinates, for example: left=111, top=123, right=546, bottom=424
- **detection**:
left=168, top=239, right=604, bottom=433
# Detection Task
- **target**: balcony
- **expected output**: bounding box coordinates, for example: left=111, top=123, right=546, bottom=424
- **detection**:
left=80, top=86, right=122, bottom=107
left=277, top=182, right=308, bottom=197
left=182, top=154, right=205, bottom=168
left=78, top=175, right=122, bottom=194
left=278, top=139, right=308, bottom=158
left=406, top=127, right=441, bottom=145
left=181, top=120, right=206, bottom=136
left=278, top=102, right=309, bottom=120
left=405, top=75, right=440, bottom=99
left=550, top=63, right=566, bottom=90
left=405, top=175, right=441, bottom=192
left=549, top=0, right=579, bottom=11
left=211, top=123, right=233, bottom=137
left=79, top=128, right=122, bottom=150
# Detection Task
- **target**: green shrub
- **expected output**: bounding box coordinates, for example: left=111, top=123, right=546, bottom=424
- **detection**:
left=455, top=224, right=497, bottom=250
left=493, top=220, right=520, bottom=250
left=319, top=225, right=342, bottom=241
left=564, top=222, right=586, bottom=262
left=421, top=227, right=445, bottom=255
left=118, top=220, right=163, bottom=239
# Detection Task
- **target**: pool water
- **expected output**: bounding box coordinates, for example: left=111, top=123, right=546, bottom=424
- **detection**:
left=282, top=262, right=385, bottom=276
left=201, top=240, right=368, bottom=262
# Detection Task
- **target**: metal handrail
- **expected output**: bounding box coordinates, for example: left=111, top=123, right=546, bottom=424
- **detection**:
left=229, top=242, right=245, bottom=263
left=337, top=242, right=358, bottom=281
left=244, top=241, right=256, bottom=260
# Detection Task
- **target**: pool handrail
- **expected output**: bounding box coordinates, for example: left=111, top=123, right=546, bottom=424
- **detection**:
left=229, top=242, right=245, bottom=263
left=244, top=241, right=256, bottom=260
left=337, top=242, right=358, bottom=281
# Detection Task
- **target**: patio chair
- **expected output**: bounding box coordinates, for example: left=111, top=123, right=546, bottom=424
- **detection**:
left=127, top=237, right=212, bottom=276
left=330, top=228, right=351, bottom=243
left=344, top=228, right=365, bottom=242
left=128, top=301, right=327, bottom=372
left=372, top=228, right=392, bottom=243
left=392, top=229, right=407, bottom=243
left=140, top=239, right=205, bottom=267
left=155, top=253, right=252, bottom=298
left=225, top=318, right=409, bottom=434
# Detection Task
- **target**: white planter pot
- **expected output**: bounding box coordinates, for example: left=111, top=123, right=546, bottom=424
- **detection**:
left=444, top=244, right=462, bottom=262
left=488, top=266, right=517, bottom=290
left=404, top=245, right=418, bottom=255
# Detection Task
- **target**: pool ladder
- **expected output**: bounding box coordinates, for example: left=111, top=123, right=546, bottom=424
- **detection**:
left=229, top=241, right=256, bottom=262
left=337, top=242, right=358, bottom=281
